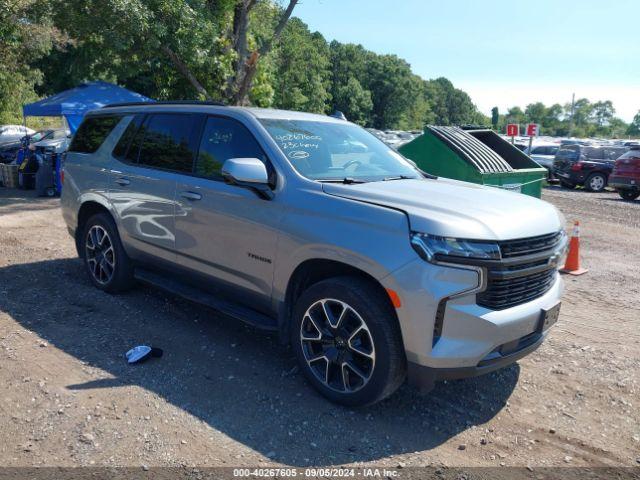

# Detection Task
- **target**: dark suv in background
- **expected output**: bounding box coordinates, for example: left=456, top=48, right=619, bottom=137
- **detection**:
left=553, top=144, right=628, bottom=192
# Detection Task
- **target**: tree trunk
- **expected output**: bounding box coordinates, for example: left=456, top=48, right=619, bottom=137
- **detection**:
left=231, top=0, right=298, bottom=105
left=160, top=44, right=212, bottom=100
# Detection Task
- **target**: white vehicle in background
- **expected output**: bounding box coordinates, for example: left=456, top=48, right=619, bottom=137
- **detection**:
left=0, top=125, right=35, bottom=143
left=525, top=142, right=560, bottom=179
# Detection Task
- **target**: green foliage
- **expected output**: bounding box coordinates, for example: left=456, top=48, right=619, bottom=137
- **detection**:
left=425, top=78, right=479, bottom=126
left=627, top=111, right=640, bottom=136
left=0, top=0, right=61, bottom=123
left=495, top=99, right=632, bottom=138
left=271, top=18, right=331, bottom=113
left=491, top=107, right=499, bottom=129
left=3, top=0, right=492, bottom=131
left=332, top=77, right=373, bottom=126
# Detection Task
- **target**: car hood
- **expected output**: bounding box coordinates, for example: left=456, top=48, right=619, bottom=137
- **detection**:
left=33, top=138, right=67, bottom=149
left=322, top=178, right=564, bottom=240
left=0, top=139, right=21, bottom=149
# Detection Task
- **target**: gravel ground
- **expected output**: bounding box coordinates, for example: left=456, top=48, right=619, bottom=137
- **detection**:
left=0, top=186, right=638, bottom=471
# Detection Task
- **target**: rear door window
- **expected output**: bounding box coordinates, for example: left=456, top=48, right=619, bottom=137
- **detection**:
left=583, top=147, right=604, bottom=160
left=557, top=147, right=579, bottom=160
left=136, top=114, right=198, bottom=173
left=195, top=116, right=269, bottom=180
left=69, top=115, right=123, bottom=153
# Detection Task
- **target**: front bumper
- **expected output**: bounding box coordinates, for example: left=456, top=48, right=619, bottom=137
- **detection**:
left=381, top=258, right=563, bottom=388
left=407, top=330, right=546, bottom=392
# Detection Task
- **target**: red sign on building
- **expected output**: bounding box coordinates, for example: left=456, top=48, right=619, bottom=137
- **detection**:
left=506, top=124, right=519, bottom=137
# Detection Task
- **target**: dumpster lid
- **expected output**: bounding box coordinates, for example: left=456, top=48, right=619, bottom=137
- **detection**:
left=426, top=126, right=514, bottom=174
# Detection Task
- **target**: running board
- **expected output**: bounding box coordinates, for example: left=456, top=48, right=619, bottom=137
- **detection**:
left=134, top=268, right=278, bottom=331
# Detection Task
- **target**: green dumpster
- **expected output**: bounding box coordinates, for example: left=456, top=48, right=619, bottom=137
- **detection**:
left=398, top=126, right=547, bottom=198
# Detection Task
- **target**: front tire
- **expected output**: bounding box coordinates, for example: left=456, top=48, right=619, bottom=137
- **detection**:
left=291, top=276, right=406, bottom=406
left=82, top=213, right=134, bottom=293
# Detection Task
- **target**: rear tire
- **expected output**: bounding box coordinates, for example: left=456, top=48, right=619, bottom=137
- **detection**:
left=291, top=276, right=406, bottom=406
left=585, top=173, right=607, bottom=192
left=82, top=213, right=135, bottom=293
left=619, top=189, right=640, bottom=201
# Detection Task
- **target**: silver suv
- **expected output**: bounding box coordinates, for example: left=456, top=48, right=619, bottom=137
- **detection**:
left=61, top=103, right=567, bottom=406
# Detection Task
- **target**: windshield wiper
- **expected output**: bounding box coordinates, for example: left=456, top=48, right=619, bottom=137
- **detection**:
left=318, top=177, right=367, bottom=184
left=381, top=175, right=418, bottom=181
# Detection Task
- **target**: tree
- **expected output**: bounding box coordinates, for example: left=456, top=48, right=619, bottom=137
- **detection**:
left=425, top=78, right=479, bottom=126
left=592, top=100, right=615, bottom=127
left=627, top=111, right=640, bottom=136
left=270, top=18, right=331, bottom=113
left=505, top=106, right=525, bottom=126
left=333, top=77, right=372, bottom=125
left=491, top=106, right=499, bottom=129
left=566, top=98, right=593, bottom=127
left=364, top=54, right=417, bottom=129
left=0, top=0, right=63, bottom=122
left=525, top=102, right=546, bottom=125
left=46, top=0, right=298, bottom=105
left=226, top=0, right=299, bottom=105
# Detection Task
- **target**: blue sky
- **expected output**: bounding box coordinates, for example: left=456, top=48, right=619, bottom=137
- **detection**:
left=294, top=0, right=640, bottom=121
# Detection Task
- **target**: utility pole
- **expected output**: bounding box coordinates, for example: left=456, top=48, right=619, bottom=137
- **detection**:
left=568, top=93, right=575, bottom=137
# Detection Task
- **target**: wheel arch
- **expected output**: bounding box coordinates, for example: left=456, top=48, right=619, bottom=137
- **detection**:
left=278, top=258, right=400, bottom=344
left=75, top=200, right=114, bottom=258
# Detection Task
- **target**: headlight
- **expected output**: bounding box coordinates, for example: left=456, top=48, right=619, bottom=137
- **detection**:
left=411, top=233, right=501, bottom=263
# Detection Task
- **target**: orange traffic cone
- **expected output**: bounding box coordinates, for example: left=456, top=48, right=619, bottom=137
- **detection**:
left=560, top=221, right=588, bottom=276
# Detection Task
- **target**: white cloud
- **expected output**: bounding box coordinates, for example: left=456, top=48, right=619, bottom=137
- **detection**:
left=456, top=81, right=640, bottom=123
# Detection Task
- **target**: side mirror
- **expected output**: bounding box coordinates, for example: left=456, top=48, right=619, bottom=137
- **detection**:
left=221, top=158, right=273, bottom=200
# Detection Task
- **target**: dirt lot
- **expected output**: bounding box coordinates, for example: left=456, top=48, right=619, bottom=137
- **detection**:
left=0, top=186, right=638, bottom=471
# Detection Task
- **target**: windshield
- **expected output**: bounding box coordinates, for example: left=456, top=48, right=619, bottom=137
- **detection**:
left=259, top=119, right=420, bottom=182
left=29, top=131, right=51, bottom=142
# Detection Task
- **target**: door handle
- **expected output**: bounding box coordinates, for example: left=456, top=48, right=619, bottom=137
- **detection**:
left=115, top=177, right=130, bottom=186
left=180, top=191, right=202, bottom=201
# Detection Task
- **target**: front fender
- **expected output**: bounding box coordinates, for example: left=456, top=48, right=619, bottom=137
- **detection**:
left=271, top=193, right=416, bottom=304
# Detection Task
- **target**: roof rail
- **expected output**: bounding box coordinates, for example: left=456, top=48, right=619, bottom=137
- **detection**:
left=101, top=100, right=226, bottom=108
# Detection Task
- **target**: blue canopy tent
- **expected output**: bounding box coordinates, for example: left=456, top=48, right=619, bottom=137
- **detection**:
left=22, top=81, right=154, bottom=132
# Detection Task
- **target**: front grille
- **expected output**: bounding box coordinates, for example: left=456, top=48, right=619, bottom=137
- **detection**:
left=499, top=231, right=562, bottom=258
left=476, top=231, right=563, bottom=310
left=478, top=267, right=556, bottom=310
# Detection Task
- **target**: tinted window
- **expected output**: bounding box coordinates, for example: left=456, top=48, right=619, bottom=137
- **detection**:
left=556, top=147, right=579, bottom=160
left=137, top=114, right=197, bottom=173
left=69, top=116, right=122, bottom=153
left=604, top=147, right=627, bottom=160
left=195, top=116, right=268, bottom=179
left=583, top=147, right=604, bottom=160
left=618, top=149, right=640, bottom=160
left=112, top=115, right=144, bottom=160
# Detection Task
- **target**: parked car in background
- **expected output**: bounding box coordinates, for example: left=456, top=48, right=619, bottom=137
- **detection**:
left=0, top=125, right=35, bottom=143
left=0, top=129, right=58, bottom=163
left=525, top=143, right=559, bottom=179
left=609, top=146, right=640, bottom=200
left=552, top=144, right=628, bottom=192
left=61, top=103, right=567, bottom=406
left=29, top=129, right=70, bottom=155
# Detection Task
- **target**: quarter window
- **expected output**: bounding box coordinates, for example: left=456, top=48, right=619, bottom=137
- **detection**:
left=69, top=115, right=123, bottom=153
left=112, top=115, right=144, bottom=161
left=195, top=116, right=268, bottom=179
left=136, top=114, right=197, bottom=173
